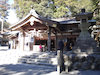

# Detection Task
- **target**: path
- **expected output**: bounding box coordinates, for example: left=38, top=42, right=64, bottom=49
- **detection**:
left=0, top=49, right=57, bottom=75
left=0, top=49, right=100, bottom=75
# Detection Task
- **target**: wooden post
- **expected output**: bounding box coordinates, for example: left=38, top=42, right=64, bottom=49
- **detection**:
left=19, top=32, right=21, bottom=51
left=55, top=31, right=58, bottom=51
left=19, top=28, right=25, bottom=51
left=33, top=36, right=36, bottom=51
left=20, top=30, right=25, bottom=51
left=48, top=26, right=51, bottom=51
left=29, top=35, right=31, bottom=51
left=14, top=40, right=16, bottom=49
left=10, top=40, right=13, bottom=50
left=22, top=31, right=25, bottom=51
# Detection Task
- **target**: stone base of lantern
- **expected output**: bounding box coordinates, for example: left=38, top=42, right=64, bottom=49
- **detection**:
left=70, top=31, right=100, bottom=71
left=63, top=51, right=100, bottom=71
left=72, top=31, right=98, bottom=54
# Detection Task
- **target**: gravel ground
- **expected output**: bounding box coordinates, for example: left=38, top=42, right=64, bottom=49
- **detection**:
left=0, top=49, right=99, bottom=75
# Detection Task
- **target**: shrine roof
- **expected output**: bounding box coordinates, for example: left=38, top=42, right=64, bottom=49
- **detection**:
left=10, top=9, right=58, bottom=31
left=52, top=17, right=80, bottom=25
left=59, top=19, right=80, bottom=24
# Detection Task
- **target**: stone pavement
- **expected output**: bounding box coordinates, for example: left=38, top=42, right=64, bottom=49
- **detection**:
left=0, top=48, right=99, bottom=75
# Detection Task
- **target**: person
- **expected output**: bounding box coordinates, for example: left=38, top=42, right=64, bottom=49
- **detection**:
left=8, top=44, right=11, bottom=49
left=66, top=41, right=71, bottom=51
left=58, top=40, right=64, bottom=52
left=39, top=44, right=43, bottom=52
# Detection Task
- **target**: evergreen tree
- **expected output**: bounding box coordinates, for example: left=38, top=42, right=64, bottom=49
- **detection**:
left=0, top=0, right=9, bottom=19
left=14, top=0, right=54, bottom=19
left=91, top=0, right=100, bottom=20
left=0, top=0, right=10, bottom=29
left=54, top=0, right=94, bottom=16
left=13, top=0, right=98, bottom=19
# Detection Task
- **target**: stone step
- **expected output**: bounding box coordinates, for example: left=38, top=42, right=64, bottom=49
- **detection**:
left=18, top=57, right=57, bottom=65
left=19, top=58, right=51, bottom=63
left=18, top=52, right=57, bottom=65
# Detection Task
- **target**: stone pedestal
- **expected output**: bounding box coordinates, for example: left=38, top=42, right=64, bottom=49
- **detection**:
left=57, top=50, right=65, bottom=74
left=63, top=52, right=100, bottom=71
left=72, top=9, right=98, bottom=54
left=73, top=22, right=97, bottom=54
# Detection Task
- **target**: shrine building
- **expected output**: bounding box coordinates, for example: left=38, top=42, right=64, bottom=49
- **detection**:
left=9, top=9, right=82, bottom=52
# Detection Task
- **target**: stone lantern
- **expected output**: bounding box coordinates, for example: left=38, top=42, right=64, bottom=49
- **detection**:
left=73, top=9, right=97, bottom=54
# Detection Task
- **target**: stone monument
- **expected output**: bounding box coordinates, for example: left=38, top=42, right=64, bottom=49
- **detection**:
left=63, top=9, right=100, bottom=72
left=72, top=9, right=98, bottom=54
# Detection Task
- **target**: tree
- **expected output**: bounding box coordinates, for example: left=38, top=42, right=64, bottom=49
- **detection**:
left=91, top=0, right=100, bottom=20
left=13, top=0, right=97, bottom=19
left=0, top=0, right=10, bottom=19
left=13, top=0, right=54, bottom=19
left=0, top=0, right=10, bottom=29
left=54, top=0, right=95, bottom=16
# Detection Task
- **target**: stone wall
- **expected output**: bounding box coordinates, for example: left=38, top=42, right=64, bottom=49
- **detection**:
left=64, top=52, right=100, bottom=71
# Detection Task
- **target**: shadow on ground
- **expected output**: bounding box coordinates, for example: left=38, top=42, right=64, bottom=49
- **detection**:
left=0, top=49, right=9, bottom=51
left=0, top=64, right=56, bottom=75
left=61, top=70, right=100, bottom=75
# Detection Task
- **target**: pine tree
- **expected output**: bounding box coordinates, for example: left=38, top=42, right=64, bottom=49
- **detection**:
left=13, top=0, right=54, bottom=19
left=0, top=0, right=10, bottom=29
left=0, top=0, right=10, bottom=19
left=13, top=0, right=97, bottom=19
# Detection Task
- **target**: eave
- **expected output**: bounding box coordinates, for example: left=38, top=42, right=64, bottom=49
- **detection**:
left=10, top=9, right=58, bottom=31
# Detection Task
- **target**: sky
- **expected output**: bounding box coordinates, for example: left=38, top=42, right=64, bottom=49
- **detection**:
left=7, top=0, right=19, bottom=24
left=7, top=9, right=19, bottom=24
left=8, top=0, right=14, bottom=5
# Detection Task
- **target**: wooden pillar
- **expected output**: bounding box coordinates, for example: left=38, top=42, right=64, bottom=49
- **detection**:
left=13, top=40, right=16, bottom=49
left=55, top=31, right=58, bottom=51
left=33, top=36, right=36, bottom=51
left=33, top=36, right=36, bottom=45
left=19, top=32, right=21, bottom=51
left=22, top=31, right=25, bottom=51
left=28, top=35, right=31, bottom=51
left=20, top=30, right=25, bottom=51
left=10, top=40, right=13, bottom=49
left=19, top=28, right=25, bottom=51
left=48, top=26, right=51, bottom=51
